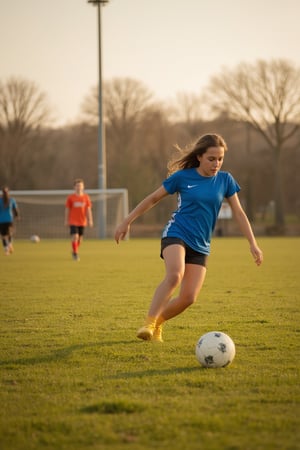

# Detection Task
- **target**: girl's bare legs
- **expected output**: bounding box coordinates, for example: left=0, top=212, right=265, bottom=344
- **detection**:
left=148, top=244, right=186, bottom=317
left=151, top=264, right=206, bottom=342
left=159, top=263, right=206, bottom=321
left=137, top=245, right=185, bottom=340
left=137, top=245, right=206, bottom=341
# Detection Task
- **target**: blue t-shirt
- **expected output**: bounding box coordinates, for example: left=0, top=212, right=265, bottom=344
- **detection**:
left=0, top=198, right=18, bottom=223
left=162, top=168, right=240, bottom=255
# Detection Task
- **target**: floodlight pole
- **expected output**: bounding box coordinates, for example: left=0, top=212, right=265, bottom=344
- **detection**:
left=88, top=0, right=109, bottom=238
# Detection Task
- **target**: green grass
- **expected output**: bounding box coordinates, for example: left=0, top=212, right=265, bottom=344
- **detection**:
left=0, top=237, right=299, bottom=450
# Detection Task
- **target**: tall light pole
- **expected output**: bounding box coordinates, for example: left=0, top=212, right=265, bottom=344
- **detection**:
left=88, top=0, right=109, bottom=238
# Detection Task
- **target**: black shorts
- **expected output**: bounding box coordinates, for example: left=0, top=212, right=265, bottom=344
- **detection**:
left=0, top=222, right=13, bottom=236
left=70, top=225, right=85, bottom=236
left=160, top=237, right=208, bottom=267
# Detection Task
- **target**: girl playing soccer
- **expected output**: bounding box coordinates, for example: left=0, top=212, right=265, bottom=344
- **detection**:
left=115, top=133, right=263, bottom=342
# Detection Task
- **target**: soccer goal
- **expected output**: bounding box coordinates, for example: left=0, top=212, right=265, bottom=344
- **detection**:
left=10, top=189, right=128, bottom=239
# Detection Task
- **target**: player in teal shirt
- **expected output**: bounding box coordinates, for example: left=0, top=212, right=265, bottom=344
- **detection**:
left=115, top=134, right=263, bottom=343
left=0, top=186, right=20, bottom=255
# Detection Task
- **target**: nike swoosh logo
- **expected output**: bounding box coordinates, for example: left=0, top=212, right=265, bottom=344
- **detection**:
left=187, top=185, right=197, bottom=188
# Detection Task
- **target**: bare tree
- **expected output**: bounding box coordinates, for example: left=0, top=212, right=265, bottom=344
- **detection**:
left=0, top=76, right=52, bottom=187
left=104, top=77, right=153, bottom=129
left=81, top=77, right=154, bottom=128
left=81, top=77, right=156, bottom=190
left=169, top=92, right=204, bottom=123
left=205, top=59, right=300, bottom=227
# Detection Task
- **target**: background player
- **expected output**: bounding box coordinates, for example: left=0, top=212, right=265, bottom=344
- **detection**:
left=0, top=186, right=20, bottom=256
left=65, top=179, right=93, bottom=261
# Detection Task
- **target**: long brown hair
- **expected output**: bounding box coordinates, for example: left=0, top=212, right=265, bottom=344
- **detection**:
left=167, top=133, right=228, bottom=175
left=1, top=186, right=9, bottom=208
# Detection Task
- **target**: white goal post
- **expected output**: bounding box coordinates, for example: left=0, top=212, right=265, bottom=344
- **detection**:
left=10, top=189, right=128, bottom=239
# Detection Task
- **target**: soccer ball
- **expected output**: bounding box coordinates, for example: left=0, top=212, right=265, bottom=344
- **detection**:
left=30, top=235, right=40, bottom=243
left=195, top=331, right=236, bottom=368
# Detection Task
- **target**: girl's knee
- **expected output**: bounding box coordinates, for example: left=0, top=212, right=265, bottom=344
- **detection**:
left=182, top=292, right=198, bottom=308
left=166, top=271, right=183, bottom=289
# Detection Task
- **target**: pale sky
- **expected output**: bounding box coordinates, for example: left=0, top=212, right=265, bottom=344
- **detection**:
left=1, top=0, right=299, bottom=125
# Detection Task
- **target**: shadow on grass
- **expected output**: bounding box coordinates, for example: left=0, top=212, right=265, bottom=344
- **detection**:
left=80, top=399, right=146, bottom=415
left=107, top=366, right=201, bottom=379
left=0, top=339, right=137, bottom=367
left=0, top=340, right=202, bottom=379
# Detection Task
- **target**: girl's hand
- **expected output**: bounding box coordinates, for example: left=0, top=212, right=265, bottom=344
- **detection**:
left=115, top=222, right=130, bottom=244
left=250, top=243, right=263, bottom=266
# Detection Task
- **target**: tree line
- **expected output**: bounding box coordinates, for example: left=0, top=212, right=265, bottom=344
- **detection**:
left=0, top=58, right=299, bottom=233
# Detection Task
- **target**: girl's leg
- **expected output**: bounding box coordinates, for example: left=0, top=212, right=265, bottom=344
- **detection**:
left=137, top=244, right=185, bottom=340
left=148, top=244, right=186, bottom=317
left=159, top=263, right=206, bottom=321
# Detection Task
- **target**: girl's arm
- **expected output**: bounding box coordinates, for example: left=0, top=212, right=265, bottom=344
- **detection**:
left=13, top=204, right=20, bottom=220
left=87, top=207, right=93, bottom=227
left=115, top=185, right=169, bottom=243
left=226, top=193, right=263, bottom=266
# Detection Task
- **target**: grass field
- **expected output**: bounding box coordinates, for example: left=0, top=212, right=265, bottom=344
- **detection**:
left=0, top=237, right=299, bottom=450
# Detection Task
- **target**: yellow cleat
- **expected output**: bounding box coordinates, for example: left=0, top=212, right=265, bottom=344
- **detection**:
left=137, top=325, right=154, bottom=340
left=137, top=319, right=156, bottom=341
left=152, top=325, right=164, bottom=342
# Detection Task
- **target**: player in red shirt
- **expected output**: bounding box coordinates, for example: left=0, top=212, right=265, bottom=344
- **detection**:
left=65, top=179, right=93, bottom=261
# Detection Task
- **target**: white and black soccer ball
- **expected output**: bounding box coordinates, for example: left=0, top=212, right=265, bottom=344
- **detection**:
left=195, top=331, right=236, bottom=368
left=30, top=235, right=40, bottom=243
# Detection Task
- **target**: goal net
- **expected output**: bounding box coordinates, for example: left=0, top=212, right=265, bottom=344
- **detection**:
left=10, top=189, right=128, bottom=239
